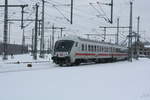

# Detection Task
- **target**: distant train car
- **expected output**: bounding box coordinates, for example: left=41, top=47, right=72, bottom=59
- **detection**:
left=52, top=35, right=128, bottom=66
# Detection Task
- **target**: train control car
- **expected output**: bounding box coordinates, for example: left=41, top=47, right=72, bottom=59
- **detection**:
left=52, top=35, right=128, bottom=66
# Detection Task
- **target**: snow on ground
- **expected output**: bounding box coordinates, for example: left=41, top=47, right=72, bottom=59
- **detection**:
left=0, top=54, right=52, bottom=73
left=0, top=54, right=150, bottom=100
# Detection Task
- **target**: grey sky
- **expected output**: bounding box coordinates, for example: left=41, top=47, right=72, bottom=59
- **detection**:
left=0, top=0, right=149, bottom=45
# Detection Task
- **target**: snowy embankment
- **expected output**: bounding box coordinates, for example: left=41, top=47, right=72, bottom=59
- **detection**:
left=0, top=54, right=52, bottom=73
left=0, top=54, right=150, bottom=100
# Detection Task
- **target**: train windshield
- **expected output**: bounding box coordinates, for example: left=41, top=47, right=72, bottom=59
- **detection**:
left=54, top=40, right=74, bottom=52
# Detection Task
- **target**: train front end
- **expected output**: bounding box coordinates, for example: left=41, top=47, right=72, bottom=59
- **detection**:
left=52, top=40, right=74, bottom=66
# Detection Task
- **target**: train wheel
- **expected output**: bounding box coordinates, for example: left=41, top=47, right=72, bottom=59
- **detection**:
left=74, top=60, right=81, bottom=66
left=59, top=64, right=63, bottom=66
left=95, top=59, right=100, bottom=63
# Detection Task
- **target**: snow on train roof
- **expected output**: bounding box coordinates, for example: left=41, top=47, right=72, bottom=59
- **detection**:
left=59, top=35, right=127, bottom=48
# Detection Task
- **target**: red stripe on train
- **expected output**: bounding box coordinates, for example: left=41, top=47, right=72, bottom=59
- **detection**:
left=75, top=53, right=128, bottom=56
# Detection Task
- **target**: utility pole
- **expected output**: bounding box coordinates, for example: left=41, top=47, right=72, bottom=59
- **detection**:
left=47, top=39, right=50, bottom=53
left=116, top=18, right=119, bottom=44
left=38, top=20, right=41, bottom=36
left=103, top=27, right=106, bottom=41
left=33, top=4, right=39, bottom=60
left=8, top=22, right=10, bottom=44
left=3, top=0, right=8, bottom=60
left=60, top=27, right=65, bottom=38
left=128, top=1, right=133, bottom=62
left=21, top=28, right=25, bottom=53
left=21, top=5, right=27, bottom=54
left=32, top=28, right=34, bottom=55
left=52, top=24, right=55, bottom=51
left=50, top=35, right=52, bottom=53
left=70, top=0, right=73, bottom=24
left=40, top=0, right=45, bottom=58
left=110, top=0, right=113, bottom=24
left=21, top=6, right=25, bottom=29
left=136, top=16, right=140, bottom=60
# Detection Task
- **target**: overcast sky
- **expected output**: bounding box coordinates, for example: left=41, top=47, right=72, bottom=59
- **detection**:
left=0, top=0, right=149, bottom=45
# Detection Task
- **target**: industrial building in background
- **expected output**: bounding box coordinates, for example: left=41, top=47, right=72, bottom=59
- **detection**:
left=0, top=43, right=28, bottom=55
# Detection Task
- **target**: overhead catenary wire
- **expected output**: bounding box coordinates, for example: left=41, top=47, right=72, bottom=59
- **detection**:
left=97, top=2, right=110, bottom=21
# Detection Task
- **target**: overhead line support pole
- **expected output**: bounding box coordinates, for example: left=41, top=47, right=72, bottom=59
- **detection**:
left=52, top=24, right=55, bottom=51
left=60, top=27, right=65, bottom=37
left=40, top=0, right=45, bottom=58
left=32, top=28, right=34, bottom=55
left=116, top=18, right=119, bottom=44
left=33, top=4, right=39, bottom=60
left=70, top=0, right=73, bottom=24
left=104, top=27, right=106, bottom=41
left=136, top=16, right=140, bottom=60
left=110, top=0, right=113, bottom=24
left=3, top=0, right=8, bottom=60
left=128, top=1, right=133, bottom=62
left=21, top=6, right=25, bottom=29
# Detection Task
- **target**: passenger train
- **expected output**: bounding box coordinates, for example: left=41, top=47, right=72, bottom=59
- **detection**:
left=52, top=35, right=128, bottom=66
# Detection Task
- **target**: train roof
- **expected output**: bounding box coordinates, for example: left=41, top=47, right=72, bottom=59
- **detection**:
left=58, top=35, right=127, bottom=48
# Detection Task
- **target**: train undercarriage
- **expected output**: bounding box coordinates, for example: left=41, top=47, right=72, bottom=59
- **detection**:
left=52, top=56, right=127, bottom=66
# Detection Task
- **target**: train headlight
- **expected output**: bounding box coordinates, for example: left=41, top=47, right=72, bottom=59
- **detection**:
left=55, top=52, right=69, bottom=57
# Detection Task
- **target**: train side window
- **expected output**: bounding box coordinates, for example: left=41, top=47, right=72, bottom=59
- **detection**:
left=85, top=44, right=87, bottom=51
left=89, top=45, right=92, bottom=51
left=86, top=44, right=88, bottom=51
left=91, top=45, right=94, bottom=52
left=114, top=48, right=116, bottom=52
left=103, top=47, right=105, bottom=52
left=107, top=47, right=108, bottom=52
left=102, top=47, right=105, bottom=52
left=107, top=47, right=109, bottom=52
left=116, top=48, right=118, bottom=52
left=104, top=47, right=107, bottom=52
left=97, top=46, right=99, bottom=52
left=88, top=45, right=90, bottom=51
left=99, top=46, right=102, bottom=52
left=118, top=48, right=121, bottom=52
left=82, top=44, right=84, bottom=51
left=75, top=42, right=78, bottom=47
left=112, top=48, right=114, bottom=52
left=94, top=45, right=96, bottom=52
left=110, top=47, right=112, bottom=52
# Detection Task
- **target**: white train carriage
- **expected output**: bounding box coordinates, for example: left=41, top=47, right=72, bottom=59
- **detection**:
left=52, top=35, right=128, bottom=66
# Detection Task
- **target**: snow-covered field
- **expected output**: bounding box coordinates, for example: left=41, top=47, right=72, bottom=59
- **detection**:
left=0, top=54, right=150, bottom=100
